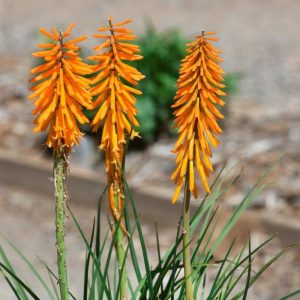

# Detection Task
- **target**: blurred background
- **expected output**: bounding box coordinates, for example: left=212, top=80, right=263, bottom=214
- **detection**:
left=0, top=0, right=299, bottom=299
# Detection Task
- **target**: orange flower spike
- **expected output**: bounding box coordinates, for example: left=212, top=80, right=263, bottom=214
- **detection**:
left=29, top=24, right=92, bottom=151
left=89, top=17, right=145, bottom=219
left=171, top=31, right=225, bottom=204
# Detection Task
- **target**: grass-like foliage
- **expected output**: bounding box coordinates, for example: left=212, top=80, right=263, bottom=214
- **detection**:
left=1, top=163, right=299, bottom=299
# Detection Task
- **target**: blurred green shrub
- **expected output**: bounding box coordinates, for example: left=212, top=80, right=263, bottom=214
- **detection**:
left=135, top=27, right=239, bottom=143
left=135, top=27, right=187, bottom=142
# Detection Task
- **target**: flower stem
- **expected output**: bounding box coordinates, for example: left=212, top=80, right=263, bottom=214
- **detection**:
left=114, top=193, right=127, bottom=300
left=183, top=176, right=193, bottom=300
left=54, top=151, right=69, bottom=300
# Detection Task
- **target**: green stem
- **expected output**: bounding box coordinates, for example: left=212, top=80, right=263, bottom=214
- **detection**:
left=54, top=151, right=69, bottom=300
left=114, top=194, right=127, bottom=300
left=183, top=176, right=193, bottom=300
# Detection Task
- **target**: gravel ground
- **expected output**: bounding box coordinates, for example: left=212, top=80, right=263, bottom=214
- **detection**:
left=1, top=0, right=300, bottom=103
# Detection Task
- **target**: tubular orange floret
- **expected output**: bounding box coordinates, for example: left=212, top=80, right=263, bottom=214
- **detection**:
left=89, top=17, right=145, bottom=219
left=29, top=24, right=92, bottom=151
left=171, top=31, right=225, bottom=204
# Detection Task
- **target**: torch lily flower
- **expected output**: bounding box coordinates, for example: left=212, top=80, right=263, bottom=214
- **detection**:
left=29, top=23, right=92, bottom=151
left=171, top=31, right=225, bottom=203
left=89, top=17, right=145, bottom=220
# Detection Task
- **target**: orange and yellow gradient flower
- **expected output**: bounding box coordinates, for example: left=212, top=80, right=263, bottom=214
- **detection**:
left=171, top=31, right=225, bottom=203
left=89, top=17, right=145, bottom=219
left=29, top=23, right=92, bottom=151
